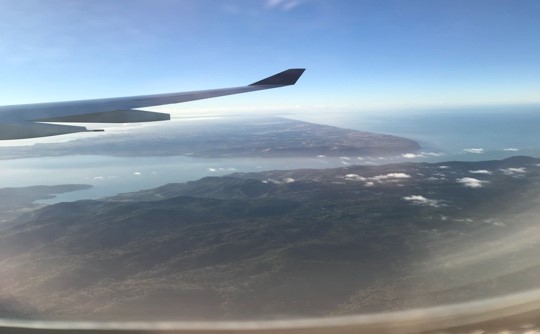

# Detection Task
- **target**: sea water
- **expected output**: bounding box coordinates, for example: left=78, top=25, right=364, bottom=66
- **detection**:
left=0, top=155, right=350, bottom=203
left=1, top=104, right=539, bottom=203
left=290, top=104, right=540, bottom=161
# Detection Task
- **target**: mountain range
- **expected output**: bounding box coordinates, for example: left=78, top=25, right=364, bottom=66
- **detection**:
left=1, top=156, right=540, bottom=321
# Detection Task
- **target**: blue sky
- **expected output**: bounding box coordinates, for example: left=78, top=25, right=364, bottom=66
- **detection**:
left=0, top=0, right=539, bottom=111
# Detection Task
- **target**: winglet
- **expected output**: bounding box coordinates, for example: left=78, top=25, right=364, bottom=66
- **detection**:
left=249, top=68, right=305, bottom=86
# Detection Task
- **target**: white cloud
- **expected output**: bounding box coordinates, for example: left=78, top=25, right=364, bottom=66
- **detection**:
left=463, top=148, right=485, bottom=154
left=224, top=0, right=305, bottom=16
left=340, top=156, right=351, bottom=160
left=423, top=152, right=445, bottom=157
left=266, top=0, right=303, bottom=11
left=439, top=166, right=449, bottom=169
left=265, top=178, right=295, bottom=184
left=500, top=167, right=526, bottom=175
left=344, top=174, right=366, bottom=181
left=503, top=148, right=519, bottom=151
left=133, top=172, right=141, bottom=176
left=457, top=177, right=488, bottom=188
left=317, top=155, right=326, bottom=158
left=371, top=173, right=411, bottom=181
left=484, top=218, right=506, bottom=227
left=207, top=167, right=231, bottom=171
left=469, top=170, right=492, bottom=175
left=403, top=195, right=443, bottom=208
left=369, top=173, right=411, bottom=184
left=402, top=152, right=444, bottom=159
left=283, top=0, right=302, bottom=10
left=345, top=172, right=411, bottom=184
left=93, top=176, right=104, bottom=180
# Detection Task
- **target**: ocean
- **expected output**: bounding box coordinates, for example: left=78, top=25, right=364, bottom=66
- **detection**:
left=1, top=104, right=540, bottom=203
left=290, top=104, right=540, bottom=161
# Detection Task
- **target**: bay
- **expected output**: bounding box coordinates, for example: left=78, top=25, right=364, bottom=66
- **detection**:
left=2, top=104, right=540, bottom=203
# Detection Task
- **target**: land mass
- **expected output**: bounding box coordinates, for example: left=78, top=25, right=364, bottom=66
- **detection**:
left=0, top=184, right=91, bottom=222
left=0, top=117, right=420, bottom=159
left=2, top=156, right=540, bottom=321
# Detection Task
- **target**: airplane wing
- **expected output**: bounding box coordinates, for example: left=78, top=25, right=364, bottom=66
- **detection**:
left=0, top=68, right=305, bottom=140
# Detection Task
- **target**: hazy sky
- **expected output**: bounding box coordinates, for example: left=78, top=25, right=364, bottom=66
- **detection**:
left=0, top=0, right=539, bottom=111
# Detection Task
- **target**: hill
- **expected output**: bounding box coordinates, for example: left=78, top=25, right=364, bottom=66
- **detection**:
left=2, top=157, right=540, bottom=320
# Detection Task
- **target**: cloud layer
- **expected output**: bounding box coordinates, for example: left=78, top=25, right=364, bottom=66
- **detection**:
left=469, top=170, right=492, bottom=175
left=266, top=0, right=304, bottom=11
left=463, top=148, right=485, bottom=154
left=401, top=152, right=444, bottom=159
left=344, top=172, right=411, bottom=186
left=403, top=195, right=443, bottom=207
left=457, top=177, right=488, bottom=188
left=500, top=167, right=526, bottom=175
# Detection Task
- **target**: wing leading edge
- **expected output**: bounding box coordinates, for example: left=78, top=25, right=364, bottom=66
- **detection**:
left=0, top=68, right=305, bottom=140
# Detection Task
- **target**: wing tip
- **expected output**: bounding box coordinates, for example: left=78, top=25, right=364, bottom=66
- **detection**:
left=249, top=68, right=306, bottom=86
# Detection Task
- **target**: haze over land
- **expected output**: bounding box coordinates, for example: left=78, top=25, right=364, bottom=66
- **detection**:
left=2, top=156, right=540, bottom=320
left=0, top=185, right=91, bottom=222
left=0, top=1, right=539, bottom=332
left=1, top=115, right=540, bottom=323
left=0, top=117, right=420, bottom=160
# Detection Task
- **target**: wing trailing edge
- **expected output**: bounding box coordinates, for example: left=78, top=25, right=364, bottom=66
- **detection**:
left=37, top=110, right=171, bottom=123
left=0, top=122, right=93, bottom=140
